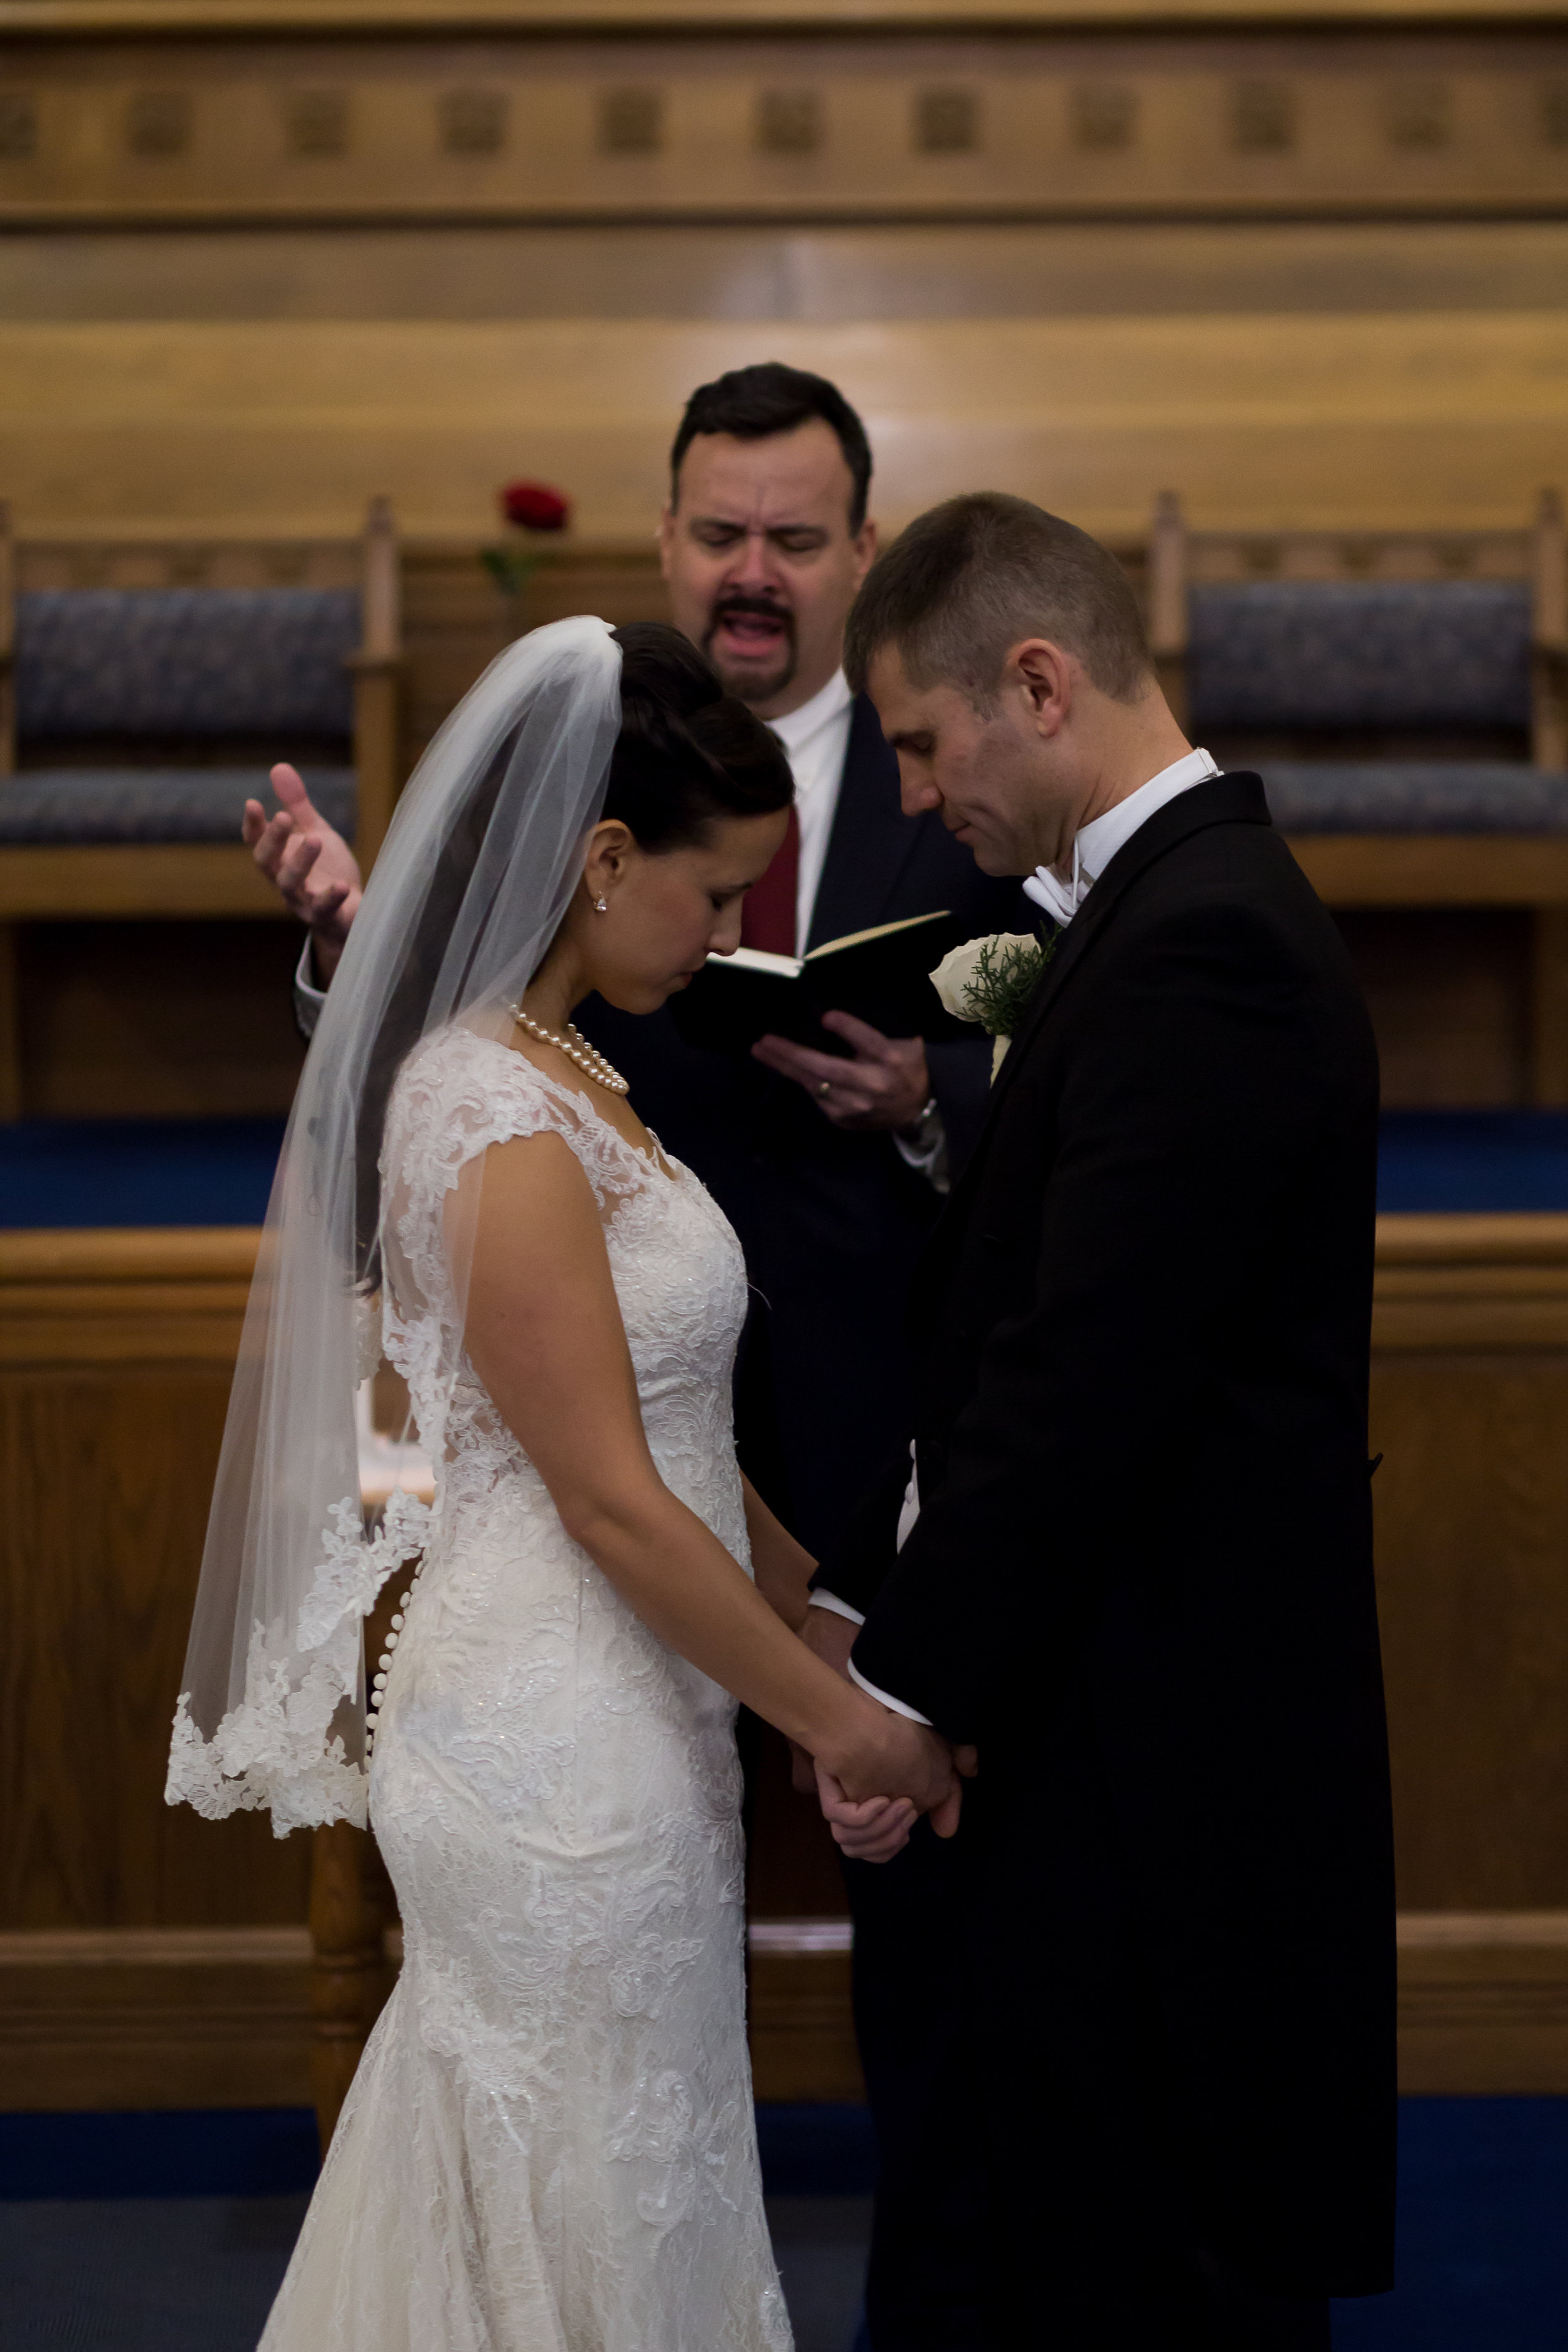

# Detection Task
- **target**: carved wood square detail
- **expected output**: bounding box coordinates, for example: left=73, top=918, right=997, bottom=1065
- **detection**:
left=756, top=89, right=822, bottom=157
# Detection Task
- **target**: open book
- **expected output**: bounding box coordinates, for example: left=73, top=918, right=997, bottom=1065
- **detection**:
left=669, top=909, right=974, bottom=1055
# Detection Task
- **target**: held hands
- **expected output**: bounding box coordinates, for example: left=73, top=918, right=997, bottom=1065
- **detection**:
left=753, top=1012, right=930, bottom=1133
left=241, top=763, right=363, bottom=983
left=799, top=1603, right=977, bottom=1864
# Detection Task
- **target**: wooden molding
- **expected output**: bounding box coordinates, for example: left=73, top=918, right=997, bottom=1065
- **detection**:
left=5, top=28, right=1568, bottom=232
left=0, top=1224, right=260, bottom=1363
left=1398, top=1911, right=1568, bottom=2092
left=1373, top=1212, right=1568, bottom=1348
left=0, top=1923, right=311, bottom=2110
left=0, top=843, right=294, bottom=922
left=4, top=1, right=1567, bottom=34
left=6, top=1910, right=1557, bottom=2112
left=1288, top=836, right=1568, bottom=909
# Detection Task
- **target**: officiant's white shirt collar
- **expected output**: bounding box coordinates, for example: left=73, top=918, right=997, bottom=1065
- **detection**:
left=1022, top=746, right=1221, bottom=930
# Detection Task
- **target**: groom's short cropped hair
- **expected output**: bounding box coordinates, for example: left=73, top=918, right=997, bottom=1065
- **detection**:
left=844, top=492, right=1153, bottom=707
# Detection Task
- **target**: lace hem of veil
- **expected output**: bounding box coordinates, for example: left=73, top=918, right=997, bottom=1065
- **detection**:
left=164, top=1488, right=432, bottom=1836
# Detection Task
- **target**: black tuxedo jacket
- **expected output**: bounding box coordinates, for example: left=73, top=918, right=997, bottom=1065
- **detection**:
left=578, top=692, right=1031, bottom=1553
left=825, top=773, right=1396, bottom=2295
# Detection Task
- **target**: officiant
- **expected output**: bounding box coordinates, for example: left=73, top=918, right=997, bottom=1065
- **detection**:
left=256, top=362, right=1030, bottom=1555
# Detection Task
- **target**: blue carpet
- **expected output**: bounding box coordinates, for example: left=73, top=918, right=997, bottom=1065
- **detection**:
left=3, top=1111, right=1567, bottom=1230
left=1333, top=2097, right=1568, bottom=2348
left=0, top=1118, right=286, bottom=1228
left=1, top=2099, right=1562, bottom=2348
left=0, top=2107, right=319, bottom=2200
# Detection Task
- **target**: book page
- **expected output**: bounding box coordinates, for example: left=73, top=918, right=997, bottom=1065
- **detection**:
left=706, top=946, right=803, bottom=979
left=803, top=911, right=951, bottom=963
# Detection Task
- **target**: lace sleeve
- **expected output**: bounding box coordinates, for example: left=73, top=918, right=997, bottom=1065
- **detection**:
left=378, top=1027, right=646, bottom=1441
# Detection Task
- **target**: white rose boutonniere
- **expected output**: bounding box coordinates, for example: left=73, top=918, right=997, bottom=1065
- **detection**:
left=930, top=928, right=1057, bottom=1079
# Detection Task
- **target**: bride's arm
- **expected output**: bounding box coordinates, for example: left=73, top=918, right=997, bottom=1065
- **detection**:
left=454, top=1131, right=960, bottom=1825
left=739, top=1475, right=815, bottom=1631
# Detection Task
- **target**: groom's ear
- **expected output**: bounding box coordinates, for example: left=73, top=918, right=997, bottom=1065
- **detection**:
left=1009, top=638, right=1074, bottom=740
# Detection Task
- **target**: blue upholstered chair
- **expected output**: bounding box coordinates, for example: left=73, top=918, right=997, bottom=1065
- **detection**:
left=1146, top=490, right=1568, bottom=837
left=1142, top=492, right=1568, bottom=1100
left=0, top=497, right=401, bottom=871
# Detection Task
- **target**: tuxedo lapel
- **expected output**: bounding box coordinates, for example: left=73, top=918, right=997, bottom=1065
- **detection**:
left=928, top=772, right=1273, bottom=1237
left=991, top=771, right=1269, bottom=1111
left=806, top=696, right=924, bottom=951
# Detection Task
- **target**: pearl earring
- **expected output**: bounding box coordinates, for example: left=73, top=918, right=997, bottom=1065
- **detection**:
left=595, top=894, right=608, bottom=914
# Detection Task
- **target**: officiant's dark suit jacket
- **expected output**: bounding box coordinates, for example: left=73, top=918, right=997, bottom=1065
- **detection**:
left=825, top=773, right=1396, bottom=2311
left=578, top=692, right=1030, bottom=1554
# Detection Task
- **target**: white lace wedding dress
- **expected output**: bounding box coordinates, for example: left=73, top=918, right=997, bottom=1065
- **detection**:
left=261, top=1027, right=792, bottom=2352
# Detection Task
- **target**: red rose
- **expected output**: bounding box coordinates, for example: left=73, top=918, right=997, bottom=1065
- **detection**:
left=500, top=480, right=570, bottom=532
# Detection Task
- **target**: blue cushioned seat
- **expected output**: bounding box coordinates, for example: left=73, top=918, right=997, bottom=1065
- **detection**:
left=4, top=586, right=360, bottom=846
left=0, top=768, right=357, bottom=846
left=1189, top=581, right=1533, bottom=735
left=15, top=588, right=359, bottom=738
left=1258, top=761, right=1568, bottom=834
left=1185, top=580, right=1551, bottom=837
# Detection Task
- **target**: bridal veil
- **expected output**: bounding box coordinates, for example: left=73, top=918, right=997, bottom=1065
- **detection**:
left=167, top=617, right=623, bottom=1833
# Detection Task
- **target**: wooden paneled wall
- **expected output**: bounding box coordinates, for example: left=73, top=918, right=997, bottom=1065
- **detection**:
left=0, top=1229, right=311, bottom=2109
left=3, top=1214, right=1567, bottom=2109
left=3, top=3, right=1568, bottom=538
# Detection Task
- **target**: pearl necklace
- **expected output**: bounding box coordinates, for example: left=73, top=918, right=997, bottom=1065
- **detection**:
left=505, top=1003, right=630, bottom=1094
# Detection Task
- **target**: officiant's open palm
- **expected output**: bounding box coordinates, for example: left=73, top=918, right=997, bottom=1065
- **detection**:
left=243, top=763, right=363, bottom=980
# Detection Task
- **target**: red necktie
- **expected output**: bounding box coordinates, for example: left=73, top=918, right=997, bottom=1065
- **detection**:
left=741, top=802, right=800, bottom=956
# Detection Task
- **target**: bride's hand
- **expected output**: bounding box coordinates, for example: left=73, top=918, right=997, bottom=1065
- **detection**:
left=814, top=1764, right=918, bottom=1863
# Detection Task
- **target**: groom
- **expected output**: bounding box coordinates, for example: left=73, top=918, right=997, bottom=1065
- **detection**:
left=810, top=496, right=1396, bottom=2348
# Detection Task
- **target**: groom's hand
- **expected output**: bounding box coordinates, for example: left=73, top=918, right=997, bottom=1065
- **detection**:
left=752, top=1013, right=930, bottom=1133
left=243, top=762, right=363, bottom=984
left=825, top=1701, right=963, bottom=1837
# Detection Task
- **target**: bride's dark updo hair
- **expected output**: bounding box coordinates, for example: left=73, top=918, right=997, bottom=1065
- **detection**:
left=603, top=623, right=792, bottom=844
left=354, top=622, right=790, bottom=1288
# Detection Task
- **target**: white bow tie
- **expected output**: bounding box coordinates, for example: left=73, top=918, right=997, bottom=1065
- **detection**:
left=1022, top=855, right=1093, bottom=929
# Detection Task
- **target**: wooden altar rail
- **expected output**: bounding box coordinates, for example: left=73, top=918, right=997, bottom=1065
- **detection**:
left=3, top=1217, right=1568, bottom=2124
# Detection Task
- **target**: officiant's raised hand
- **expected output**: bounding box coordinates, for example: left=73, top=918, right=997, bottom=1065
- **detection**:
left=752, top=1010, right=930, bottom=1133
left=242, top=763, right=363, bottom=984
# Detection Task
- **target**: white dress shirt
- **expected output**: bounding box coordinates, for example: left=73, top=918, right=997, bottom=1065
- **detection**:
left=818, top=745, right=1223, bottom=1725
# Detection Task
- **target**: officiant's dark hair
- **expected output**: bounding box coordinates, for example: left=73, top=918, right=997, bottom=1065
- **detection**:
left=352, top=624, right=788, bottom=1287
left=670, top=364, right=873, bottom=532
left=844, top=493, right=1153, bottom=707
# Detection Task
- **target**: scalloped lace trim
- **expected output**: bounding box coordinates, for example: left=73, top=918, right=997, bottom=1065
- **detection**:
left=297, top=1488, right=432, bottom=1653
left=166, top=1487, right=432, bottom=1838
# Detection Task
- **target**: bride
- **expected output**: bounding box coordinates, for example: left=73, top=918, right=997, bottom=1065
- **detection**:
left=166, top=617, right=960, bottom=2351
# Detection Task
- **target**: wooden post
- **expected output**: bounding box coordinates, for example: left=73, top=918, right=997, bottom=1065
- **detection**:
left=0, top=499, right=16, bottom=778
left=308, top=1820, right=384, bottom=2156
left=1532, top=906, right=1568, bottom=1107
left=351, top=494, right=403, bottom=873
left=0, top=923, right=19, bottom=1123
left=1148, top=489, right=1189, bottom=731
left=1530, top=487, right=1567, bottom=773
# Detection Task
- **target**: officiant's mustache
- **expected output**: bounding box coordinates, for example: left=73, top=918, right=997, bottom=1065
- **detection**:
left=703, top=593, right=797, bottom=660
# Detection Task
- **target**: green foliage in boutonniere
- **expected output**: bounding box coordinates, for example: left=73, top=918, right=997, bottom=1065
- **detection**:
left=930, top=927, right=1058, bottom=1079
